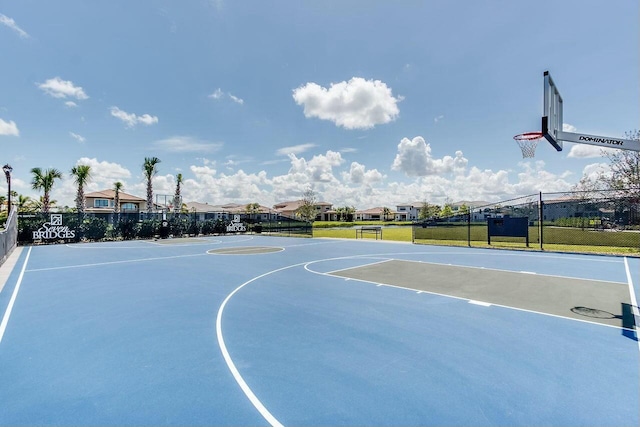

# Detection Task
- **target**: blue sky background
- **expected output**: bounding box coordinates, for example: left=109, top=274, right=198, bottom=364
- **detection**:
left=1, top=0, right=638, bottom=209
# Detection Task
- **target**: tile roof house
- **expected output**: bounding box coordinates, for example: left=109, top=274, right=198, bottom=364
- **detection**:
left=354, top=207, right=395, bottom=221
left=84, top=190, right=148, bottom=213
left=273, top=200, right=333, bottom=221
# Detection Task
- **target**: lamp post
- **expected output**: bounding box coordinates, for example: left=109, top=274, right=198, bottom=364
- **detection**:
left=2, top=164, right=12, bottom=214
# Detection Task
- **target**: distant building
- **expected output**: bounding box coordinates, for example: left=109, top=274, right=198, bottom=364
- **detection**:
left=184, top=202, right=274, bottom=222
left=84, top=190, right=147, bottom=213
left=355, top=207, right=395, bottom=221
left=273, top=200, right=333, bottom=221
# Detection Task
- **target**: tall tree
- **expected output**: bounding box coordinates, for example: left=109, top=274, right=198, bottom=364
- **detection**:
left=30, top=167, right=63, bottom=213
left=70, top=164, right=92, bottom=214
left=142, top=157, right=161, bottom=214
left=296, top=188, right=317, bottom=222
left=603, top=130, right=640, bottom=224
left=173, top=173, right=183, bottom=214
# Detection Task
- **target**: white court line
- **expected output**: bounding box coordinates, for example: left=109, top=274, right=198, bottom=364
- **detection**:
left=317, top=258, right=393, bottom=276
left=0, top=247, right=32, bottom=345
left=623, top=257, right=640, bottom=353
left=469, top=300, right=492, bottom=307
left=27, top=252, right=206, bottom=272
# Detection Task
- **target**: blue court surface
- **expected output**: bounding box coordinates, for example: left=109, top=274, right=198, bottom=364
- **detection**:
left=0, top=236, right=638, bottom=426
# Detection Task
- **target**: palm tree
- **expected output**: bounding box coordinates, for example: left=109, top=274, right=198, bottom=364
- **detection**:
left=173, top=173, right=183, bottom=214
left=17, top=194, right=33, bottom=213
left=113, top=181, right=123, bottom=214
left=31, top=167, right=63, bottom=213
left=142, top=157, right=161, bottom=214
left=382, top=206, right=392, bottom=221
left=70, top=164, right=92, bottom=214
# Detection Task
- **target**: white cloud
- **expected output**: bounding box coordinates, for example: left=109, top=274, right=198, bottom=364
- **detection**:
left=0, top=14, right=29, bottom=38
left=110, top=106, right=158, bottom=128
left=229, top=94, right=244, bottom=105
left=563, top=123, right=577, bottom=133
left=69, top=132, right=85, bottom=143
left=38, top=77, right=88, bottom=100
left=292, top=77, right=401, bottom=129
left=391, top=136, right=468, bottom=177
left=288, top=150, right=345, bottom=183
left=434, top=115, right=444, bottom=123
left=566, top=143, right=614, bottom=159
left=153, top=136, right=222, bottom=153
left=209, top=88, right=224, bottom=99
left=209, top=88, right=244, bottom=104
left=65, top=101, right=78, bottom=108
left=0, top=118, right=19, bottom=136
left=342, top=162, right=383, bottom=185
left=276, top=143, right=317, bottom=156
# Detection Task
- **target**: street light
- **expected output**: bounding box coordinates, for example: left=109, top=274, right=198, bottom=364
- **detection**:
left=2, top=164, right=12, bottom=214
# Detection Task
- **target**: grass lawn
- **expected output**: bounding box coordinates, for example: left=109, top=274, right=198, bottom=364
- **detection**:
left=313, top=223, right=640, bottom=256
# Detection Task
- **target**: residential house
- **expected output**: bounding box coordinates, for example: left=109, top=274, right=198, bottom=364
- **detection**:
left=184, top=202, right=275, bottom=222
left=84, top=190, right=148, bottom=214
left=394, top=202, right=423, bottom=221
left=354, top=207, right=395, bottom=221
left=273, top=200, right=333, bottom=221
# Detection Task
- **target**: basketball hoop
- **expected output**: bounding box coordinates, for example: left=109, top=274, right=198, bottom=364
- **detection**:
left=514, top=132, right=544, bottom=158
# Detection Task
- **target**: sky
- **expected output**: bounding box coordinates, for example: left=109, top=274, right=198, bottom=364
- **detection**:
left=1, top=0, right=638, bottom=210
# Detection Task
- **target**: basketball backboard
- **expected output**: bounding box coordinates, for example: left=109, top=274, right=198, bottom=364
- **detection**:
left=542, top=71, right=563, bottom=151
left=541, top=71, right=639, bottom=153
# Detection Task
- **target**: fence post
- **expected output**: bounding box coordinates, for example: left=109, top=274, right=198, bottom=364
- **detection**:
left=538, top=191, right=544, bottom=250
left=467, top=211, right=471, bottom=247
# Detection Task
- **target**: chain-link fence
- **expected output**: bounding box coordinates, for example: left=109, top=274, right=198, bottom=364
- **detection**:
left=0, top=208, right=18, bottom=267
left=413, top=190, right=640, bottom=255
left=17, top=211, right=312, bottom=245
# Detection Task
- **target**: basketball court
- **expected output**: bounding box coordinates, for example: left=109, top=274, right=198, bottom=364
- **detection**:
left=0, top=73, right=638, bottom=426
left=0, top=235, right=638, bottom=426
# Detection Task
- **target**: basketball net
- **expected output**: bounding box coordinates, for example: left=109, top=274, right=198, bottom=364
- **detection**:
left=514, top=132, right=544, bottom=158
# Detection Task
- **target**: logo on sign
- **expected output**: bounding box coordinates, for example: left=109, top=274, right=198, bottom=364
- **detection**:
left=33, top=214, right=76, bottom=240
left=226, top=214, right=247, bottom=232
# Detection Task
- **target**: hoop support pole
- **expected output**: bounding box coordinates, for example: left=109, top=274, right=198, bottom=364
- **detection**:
left=555, top=130, right=640, bottom=152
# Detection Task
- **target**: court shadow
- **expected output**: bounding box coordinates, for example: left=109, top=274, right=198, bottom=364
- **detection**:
left=570, top=304, right=637, bottom=342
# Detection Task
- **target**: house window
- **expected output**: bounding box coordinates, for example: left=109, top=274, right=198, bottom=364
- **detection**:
left=94, top=199, right=110, bottom=208
left=121, top=203, right=137, bottom=211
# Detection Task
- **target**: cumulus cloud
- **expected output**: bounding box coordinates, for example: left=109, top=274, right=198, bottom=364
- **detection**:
left=342, top=162, right=383, bottom=185
left=38, top=77, right=88, bottom=100
left=391, top=136, right=468, bottom=177
left=65, top=101, right=78, bottom=108
left=276, top=143, right=317, bottom=156
left=153, top=136, right=222, bottom=153
left=110, top=107, right=158, bottom=128
left=292, top=77, right=401, bottom=129
left=0, top=118, right=19, bottom=136
left=69, top=132, right=85, bottom=143
left=0, top=14, right=29, bottom=38
left=288, top=150, right=345, bottom=183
